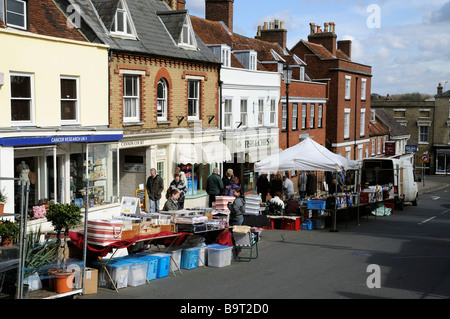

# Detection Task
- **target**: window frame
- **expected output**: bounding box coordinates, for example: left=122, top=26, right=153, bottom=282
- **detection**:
left=110, top=0, right=136, bottom=38
left=5, top=0, right=27, bottom=30
left=187, top=79, right=201, bottom=121
left=292, top=103, right=298, bottom=130
left=179, top=16, right=198, bottom=49
left=123, top=74, right=141, bottom=123
left=344, top=108, right=350, bottom=139
left=10, top=72, right=34, bottom=126
left=269, top=99, right=276, bottom=126
left=360, top=108, right=366, bottom=137
left=240, top=98, right=248, bottom=128
left=258, top=98, right=264, bottom=126
left=361, top=78, right=367, bottom=101
left=223, top=98, right=233, bottom=128
left=310, top=103, right=315, bottom=129
left=301, top=103, right=307, bottom=129
left=345, top=75, right=351, bottom=100
left=418, top=125, right=430, bottom=144
left=281, top=103, right=287, bottom=131
left=318, top=103, right=323, bottom=128
left=157, top=78, right=168, bottom=122
left=60, top=76, right=80, bottom=125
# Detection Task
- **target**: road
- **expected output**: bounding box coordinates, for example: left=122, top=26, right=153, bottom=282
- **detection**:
left=78, top=175, right=450, bottom=302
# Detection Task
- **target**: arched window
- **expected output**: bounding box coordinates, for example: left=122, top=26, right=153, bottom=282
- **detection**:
left=157, top=78, right=168, bottom=121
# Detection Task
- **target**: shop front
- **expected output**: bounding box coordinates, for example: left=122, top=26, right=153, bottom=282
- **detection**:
left=436, top=148, right=450, bottom=175
left=0, top=129, right=122, bottom=229
left=119, top=128, right=230, bottom=211
left=223, top=127, right=279, bottom=193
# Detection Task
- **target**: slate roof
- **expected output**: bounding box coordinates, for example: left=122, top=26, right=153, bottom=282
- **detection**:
left=56, top=0, right=219, bottom=64
left=375, top=108, right=410, bottom=138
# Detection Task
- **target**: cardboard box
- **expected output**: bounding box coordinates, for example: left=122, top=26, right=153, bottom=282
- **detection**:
left=84, top=268, right=98, bottom=295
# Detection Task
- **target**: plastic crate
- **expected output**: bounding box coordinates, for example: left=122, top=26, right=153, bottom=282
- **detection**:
left=135, top=254, right=159, bottom=281
left=307, top=200, right=326, bottom=210
left=148, top=253, right=171, bottom=278
left=181, top=247, right=199, bottom=270
left=281, top=218, right=301, bottom=231
left=98, top=260, right=129, bottom=290
left=301, top=220, right=316, bottom=230
left=207, top=244, right=233, bottom=268
left=120, top=258, right=148, bottom=287
left=170, top=249, right=182, bottom=272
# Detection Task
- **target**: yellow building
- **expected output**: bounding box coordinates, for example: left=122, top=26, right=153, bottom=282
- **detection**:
left=0, top=28, right=122, bottom=224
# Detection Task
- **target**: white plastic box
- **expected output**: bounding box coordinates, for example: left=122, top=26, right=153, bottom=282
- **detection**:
left=207, top=244, right=233, bottom=268
left=98, top=260, right=129, bottom=290
left=122, top=259, right=148, bottom=287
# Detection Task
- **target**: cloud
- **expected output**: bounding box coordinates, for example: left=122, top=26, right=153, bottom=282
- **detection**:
left=424, top=0, right=450, bottom=24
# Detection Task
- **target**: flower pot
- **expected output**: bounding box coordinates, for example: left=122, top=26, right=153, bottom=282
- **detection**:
left=0, top=203, right=5, bottom=215
left=1, top=236, right=13, bottom=247
left=53, top=271, right=74, bottom=294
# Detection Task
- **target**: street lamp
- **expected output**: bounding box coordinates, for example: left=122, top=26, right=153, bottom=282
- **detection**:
left=283, top=64, right=293, bottom=148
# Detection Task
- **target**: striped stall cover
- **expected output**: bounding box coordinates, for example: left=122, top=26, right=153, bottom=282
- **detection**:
left=214, top=196, right=235, bottom=211
left=87, top=219, right=124, bottom=246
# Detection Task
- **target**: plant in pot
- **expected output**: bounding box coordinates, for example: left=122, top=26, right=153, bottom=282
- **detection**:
left=0, top=220, right=20, bottom=247
left=44, top=203, right=82, bottom=293
left=0, top=188, right=7, bottom=215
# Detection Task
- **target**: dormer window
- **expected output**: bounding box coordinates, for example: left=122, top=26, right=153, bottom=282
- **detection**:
left=111, top=0, right=136, bottom=38
left=179, top=16, right=197, bottom=49
left=221, top=46, right=231, bottom=67
left=233, top=50, right=258, bottom=71
left=249, top=52, right=257, bottom=70
left=5, top=0, right=27, bottom=30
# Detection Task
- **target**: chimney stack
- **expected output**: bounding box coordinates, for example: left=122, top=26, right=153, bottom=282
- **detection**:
left=165, top=0, right=186, bottom=10
left=205, top=0, right=235, bottom=33
left=437, top=82, right=444, bottom=95
left=308, top=21, right=337, bottom=56
left=256, top=19, right=288, bottom=49
left=337, top=40, right=352, bottom=59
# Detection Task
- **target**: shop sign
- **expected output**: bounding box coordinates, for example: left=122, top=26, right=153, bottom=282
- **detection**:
left=0, top=134, right=123, bottom=147
left=405, top=145, right=418, bottom=153
left=384, top=141, right=396, bottom=156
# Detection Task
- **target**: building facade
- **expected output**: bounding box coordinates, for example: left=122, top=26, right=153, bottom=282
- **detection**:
left=290, top=23, right=372, bottom=160
left=0, top=1, right=122, bottom=226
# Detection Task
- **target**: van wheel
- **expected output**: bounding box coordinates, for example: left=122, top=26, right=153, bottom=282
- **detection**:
left=412, top=194, right=418, bottom=206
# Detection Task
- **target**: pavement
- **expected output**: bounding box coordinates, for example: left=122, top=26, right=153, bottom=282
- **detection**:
left=417, top=174, right=450, bottom=194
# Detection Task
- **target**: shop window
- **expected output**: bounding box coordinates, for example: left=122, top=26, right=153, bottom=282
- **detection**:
left=10, top=73, right=33, bottom=124
left=70, top=143, right=119, bottom=208
left=179, top=163, right=208, bottom=197
left=61, top=77, right=79, bottom=123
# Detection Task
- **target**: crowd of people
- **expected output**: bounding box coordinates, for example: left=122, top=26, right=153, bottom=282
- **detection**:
left=145, top=166, right=341, bottom=227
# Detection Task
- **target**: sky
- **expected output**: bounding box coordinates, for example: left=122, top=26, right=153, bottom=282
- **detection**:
left=185, top=0, right=450, bottom=96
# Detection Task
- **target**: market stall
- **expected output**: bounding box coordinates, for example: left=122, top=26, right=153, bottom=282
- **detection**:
left=254, top=137, right=361, bottom=231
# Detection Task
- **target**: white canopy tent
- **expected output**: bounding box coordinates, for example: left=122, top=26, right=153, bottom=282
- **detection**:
left=254, top=137, right=359, bottom=173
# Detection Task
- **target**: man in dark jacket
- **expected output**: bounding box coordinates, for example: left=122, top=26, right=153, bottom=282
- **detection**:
left=206, top=167, right=224, bottom=207
left=256, top=173, right=270, bottom=203
left=146, top=168, right=164, bottom=213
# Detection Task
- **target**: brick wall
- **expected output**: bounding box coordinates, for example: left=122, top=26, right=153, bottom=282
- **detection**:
left=109, top=53, right=220, bottom=131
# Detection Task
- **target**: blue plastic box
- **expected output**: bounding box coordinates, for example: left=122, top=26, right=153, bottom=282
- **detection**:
left=181, top=247, right=199, bottom=270
left=301, top=220, right=316, bottom=230
left=135, top=254, right=159, bottom=281
left=307, top=200, right=326, bottom=210
left=148, top=253, right=171, bottom=278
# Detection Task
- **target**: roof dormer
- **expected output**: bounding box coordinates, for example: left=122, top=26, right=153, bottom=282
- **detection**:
left=158, top=10, right=198, bottom=50
left=110, top=0, right=137, bottom=39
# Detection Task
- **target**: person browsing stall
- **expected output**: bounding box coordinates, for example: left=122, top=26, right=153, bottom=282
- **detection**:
left=227, top=186, right=245, bottom=226
left=163, top=188, right=180, bottom=211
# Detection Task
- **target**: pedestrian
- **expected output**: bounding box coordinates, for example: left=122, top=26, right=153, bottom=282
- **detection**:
left=306, top=171, right=317, bottom=197
left=224, top=176, right=239, bottom=196
left=206, top=167, right=224, bottom=207
left=256, top=173, right=270, bottom=203
left=297, top=171, right=307, bottom=198
left=163, top=188, right=180, bottom=211
left=222, top=168, right=235, bottom=189
left=174, top=167, right=187, bottom=187
left=283, top=173, right=294, bottom=200
left=170, top=173, right=187, bottom=209
left=146, top=168, right=164, bottom=213
left=269, top=173, right=283, bottom=198
left=227, top=186, right=245, bottom=226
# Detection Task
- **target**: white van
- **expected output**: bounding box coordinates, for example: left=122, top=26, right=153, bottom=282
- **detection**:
left=360, top=155, right=419, bottom=210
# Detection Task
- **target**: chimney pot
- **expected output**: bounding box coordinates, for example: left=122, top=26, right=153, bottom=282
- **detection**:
left=324, top=22, right=329, bottom=32
left=310, top=23, right=316, bottom=35
left=269, top=22, right=274, bottom=29
left=263, top=22, right=268, bottom=30
left=274, top=19, right=279, bottom=29
left=280, top=21, right=285, bottom=29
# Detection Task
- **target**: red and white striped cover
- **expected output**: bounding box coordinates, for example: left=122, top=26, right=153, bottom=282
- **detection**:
left=87, top=219, right=123, bottom=246
left=214, top=196, right=234, bottom=211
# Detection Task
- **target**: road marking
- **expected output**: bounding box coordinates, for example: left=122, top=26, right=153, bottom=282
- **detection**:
left=431, top=196, right=440, bottom=200
left=441, top=209, right=449, bottom=215
left=418, top=216, right=436, bottom=225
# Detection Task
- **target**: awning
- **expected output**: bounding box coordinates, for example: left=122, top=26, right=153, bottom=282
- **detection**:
left=176, top=142, right=232, bottom=164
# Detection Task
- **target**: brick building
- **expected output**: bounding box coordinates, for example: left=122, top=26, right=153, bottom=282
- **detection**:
left=291, top=22, right=372, bottom=160
left=58, top=0, right=225, bottom=209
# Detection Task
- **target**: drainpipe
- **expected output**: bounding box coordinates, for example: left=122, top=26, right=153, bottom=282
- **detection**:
left=354, top=76, right=359, bottom=160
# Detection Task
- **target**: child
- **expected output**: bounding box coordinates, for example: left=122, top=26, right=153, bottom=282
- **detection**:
left=227, top=186, right=245, bottom=226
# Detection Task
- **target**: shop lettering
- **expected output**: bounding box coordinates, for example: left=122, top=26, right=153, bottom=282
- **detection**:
left=120, top=141, right=144, bottom=147
left=180, top=303, right=215, bottom=317
left=245, top=138, right=273, bottom=149
left=50, top=136, right=88, bottom=143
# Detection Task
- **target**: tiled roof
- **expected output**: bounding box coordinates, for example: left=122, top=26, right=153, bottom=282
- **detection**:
left=369, top=119, right=389, bottom=137
left=57, top=0, right=219, bottom=64
left=299, top=39, right=350, bottom=61
left=190, top=15, right=305, bottom=72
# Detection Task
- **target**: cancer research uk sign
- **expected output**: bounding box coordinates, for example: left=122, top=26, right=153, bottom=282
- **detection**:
left=405, top=145, right=418, bottom=153
left=0, top=134, right=123, bottom=147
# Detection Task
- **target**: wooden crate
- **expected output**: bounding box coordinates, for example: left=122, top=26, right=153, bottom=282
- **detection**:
left=140, top=224, right=161, bottom=236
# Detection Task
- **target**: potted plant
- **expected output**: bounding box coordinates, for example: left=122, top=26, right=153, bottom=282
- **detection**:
left=0, top=220, right=20, bottom=246
left=44, top=203, right=82, bottom=293
left=0, top=188, right=7, bottom=215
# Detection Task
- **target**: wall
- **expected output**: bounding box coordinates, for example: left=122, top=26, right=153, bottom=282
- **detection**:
left=0, top=28, right=109, bottom=128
